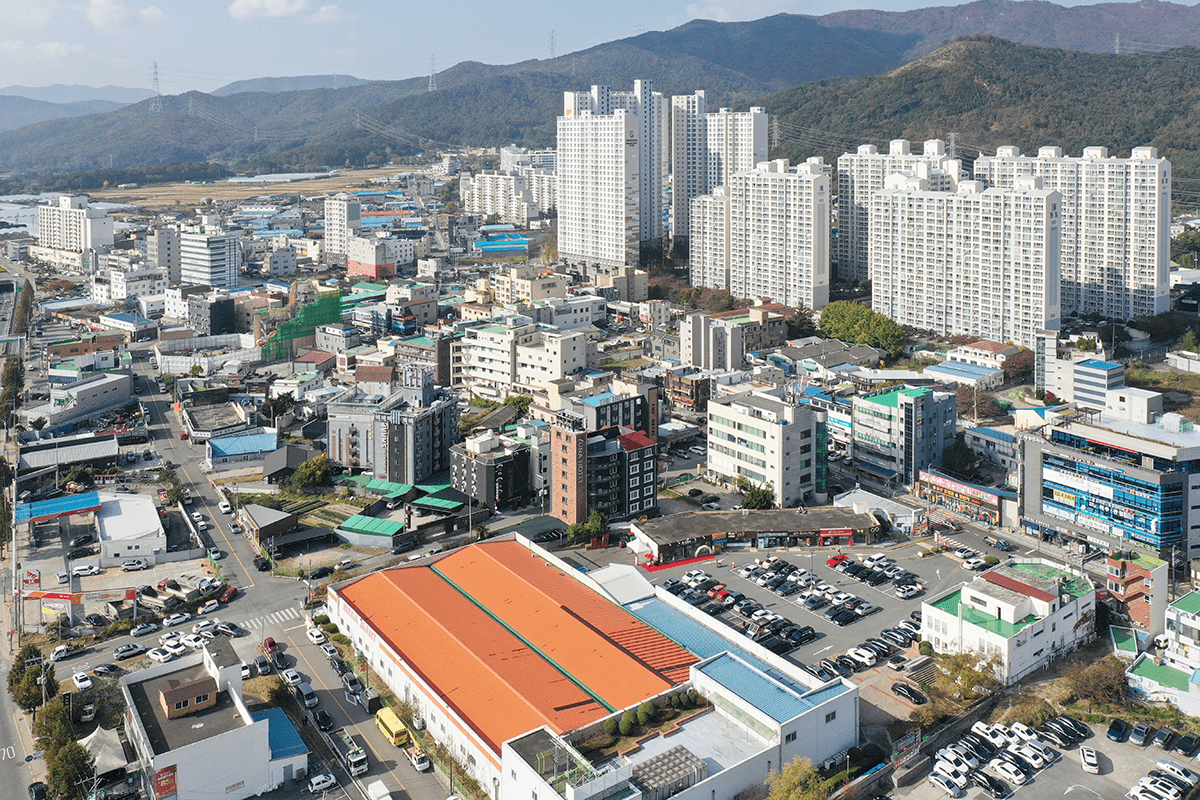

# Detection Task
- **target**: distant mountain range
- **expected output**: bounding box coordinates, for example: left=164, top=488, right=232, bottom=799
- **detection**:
left=0, top=95, right=130, bottom=133
left=0, top=83, right=153, bottom=104
left=5, top=0, right=1200, bottom=177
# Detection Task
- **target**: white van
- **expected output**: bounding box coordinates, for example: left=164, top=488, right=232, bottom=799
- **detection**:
left=863, top=553, right=888, bottom=569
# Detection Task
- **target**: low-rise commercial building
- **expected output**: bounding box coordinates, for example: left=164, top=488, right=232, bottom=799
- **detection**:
left=851, top=386, right=957, bottom=492
left=1105, top=549, right=1168, bottom=633
left=921, top=561, right=1096, bottom=685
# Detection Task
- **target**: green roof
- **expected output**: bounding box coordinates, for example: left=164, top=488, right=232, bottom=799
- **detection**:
left=1129, top=656, right=1191, bottom=692
left=1118, top=549, right=1167, bottom=570
left=479, top=324, right=509, bottom=334
left=1171, top=591, right=1200, bottom=616
left=412, top=495, right=462, bottom=510
left=862, top=387, right=928, bottom=408
left=352, top=282, right=387, bottom=293
left=338, top=514, right=405, bottom=537
left=365, top=479, right=413, bottom=496
left=929, top=590, right=1039, bottom=638
left=1111, top=626, right=1139, bottom=654
left=402, top=336, right=435, bottom=348
left=1008, top=562, right=1093, bottom=601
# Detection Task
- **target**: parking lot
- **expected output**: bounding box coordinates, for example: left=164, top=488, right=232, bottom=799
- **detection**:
left=902, top=714, right=1200, bottom=800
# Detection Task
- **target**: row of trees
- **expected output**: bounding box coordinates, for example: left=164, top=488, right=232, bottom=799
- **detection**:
left=816, top=302, right=905, bottom=358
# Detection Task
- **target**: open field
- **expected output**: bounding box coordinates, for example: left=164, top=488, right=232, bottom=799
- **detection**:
left=1125, top=363, right=1200, bottom=422
left=87, top=164, right=423, bottom=209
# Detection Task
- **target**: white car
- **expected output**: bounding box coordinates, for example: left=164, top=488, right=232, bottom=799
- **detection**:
left=72, top=564, right=99, bottom=577
left=208, top=548, right=223, bottom=560
left=121, top=559, right=149, bottom=571
left=1010, top=721, right=1039, bottom=742
left=931, top=761, right=969, bottom=789
left=281, top=668, right=303, bottom=686
left=990, top=758, right=1027, bottom=785
left=1012, top=743, right=1047, bottom=769
left=163, top=612, right=192, bottom=627
left=197, top=520, right=208, bottom=531
left=962, top=557, right=988, bottom=571
left=1137, top=779, right=1181, bottom=800
left=159, top=632, right=181, bottom=647
left=935, top=747, right=973, bottom=772
left=240, top=662, right=251, bottom=679
left=307, top=774, right=337, bottom=794
left=896, top=584, right=921, bottom=600
left=682, top=569, right=706, bottom=583
left=131, top=622, right=159, bottom=637
left=992, top=724, right=1022, bottom=747
left=306, top=628, right=327, bottom=645
left=701, top=502, right=720, bottom=511
left=147, top=648, right=173, bottom=664
left=191, top=512, right=203, bottom=523
left=927, top=773, right=961, bottom=797
left=945, top=744, right=979, bottom=769
left=180, top=633, right=206, bottom=649
left=319, top=643, right=338, bottom=659
left=162, top=641, right=187, bottom=657
left=192, top=619, right=218, bottom=635
left=72, top=672, right=93, bottom=691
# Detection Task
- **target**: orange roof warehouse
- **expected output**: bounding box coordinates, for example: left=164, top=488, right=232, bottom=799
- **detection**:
left=328, top=538, right=859, bottom=800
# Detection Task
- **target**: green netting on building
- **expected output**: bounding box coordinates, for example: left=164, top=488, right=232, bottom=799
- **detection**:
left=260, top=291, right=343, bottom=363
left=338, top=514, right=406, bottom=537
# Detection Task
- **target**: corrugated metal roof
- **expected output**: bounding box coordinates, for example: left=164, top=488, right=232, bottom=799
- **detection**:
left=694, top=654, right=817, bottom=723
left=208, top=432, right=278, bottom=458
left=15, top=491, right=102, bottom=524
left=20, top=439, right=119, bottom=471
left=338, top=514, right=405, bottom=537
left=250, top=708, right=308, bottom=759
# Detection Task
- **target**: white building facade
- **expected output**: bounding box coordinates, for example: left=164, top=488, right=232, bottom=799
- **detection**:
left=974, top=145, right=1171, bottom=319
left=37, top=195, right=114, bottom=253
left=460, top=171, right=537, bottom=226
left=180, top=232, right=240, bottom=291
left=323, top=195, right=362, bottom=261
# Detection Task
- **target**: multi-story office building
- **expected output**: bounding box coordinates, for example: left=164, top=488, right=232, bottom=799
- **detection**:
left=187, top=291, right=236, bottom=336
left=463, top=317, right=588, bottom=399
left=836, top=139, right=961, bottom=283
left=1018, top=407, right=1200, bottom=557
left=460, top=171, right=538, bottom=226
left=706, top=388, right=828, bottom=509
left=146, top=226, right=181, bottom=284
left=550, top=412, right=658, bottom=524
left=451, top=430, right=534, bottom=510
left=36, top=195, right=114, bottom=254
left=326, top=365, right=458, bottom=485
left=323, top=195, right=362, bottom=262
left=557, top=81, right=667, bottom=272
left=870, top=175, right=1061, bottom=349
left=921, top=561, right=1096, bottom=685
left=345, top=236, right=413, bottom=280
left=974, top=145, right=1171, bottom=319
left=180, top=231, right=240, bottom=291
left=489, top=265, right=568, bottom=305
left=691, top=159, right=830, bottom=310
left=679, top=313, right=743, bottom=372
left=851, top=386, right=957, bottom=491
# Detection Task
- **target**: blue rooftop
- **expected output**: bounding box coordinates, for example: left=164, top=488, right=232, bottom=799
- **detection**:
left=16, top=491, right=101, bottom=524
left=694, top=653, right=848, bottom=723
left=1080, top=359, right=1121, bottom=370
left=251, top=708, right=307, bottom=759
left=579, top=391, right=620, bottom=407
left=927, top=360, right=1002, bottom=378
left=208, top=431, right=278, bottom=458
left=970, top=426, right=1015, bottom=444
left=102, top=312, right=149, bottom=324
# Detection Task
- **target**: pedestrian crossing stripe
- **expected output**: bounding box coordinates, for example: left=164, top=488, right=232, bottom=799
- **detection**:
left=238, top=607, right=300, bottom=629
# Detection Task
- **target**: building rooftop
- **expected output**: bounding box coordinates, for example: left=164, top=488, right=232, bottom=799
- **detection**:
left=694, top=653, right=837, bottom=723
left=578, top=391, right=620, bottom=407
left=968, top=426, right=1016, bottom=445
left=208, top=431, right=278, bottom=458
left=1111, top=549, right=1166, bottom=571
left=929, top=590, right=1039, bottom=638
left=185, top=404, right=244, bottom=432
left=1003, top=562, right=1092, bottom=601
left=962, top=340, right=1016, bottom=353
left=334, top=540, right=697, bottom=754
left=1170, top=591, right=1200, bottom=616
left=96, top=493, right=163, bottom=542
left=19, top=438, right=120, bottom=471
left=126, top=662, right=243, bottom=754
left=619, top=430, right=656, bottom=451
left=1129, top=655, right=1191, bottom=692
left=860, top=387, right=928, bottom=408
left=15, top=491, right=102, bottom=524
left=633, top=508, right=879, bottom=547
left=250, top=708, right=308, bottom=760
left=926, top=360, right=1003, bottom=379
left=242, top=503, right=293, bottom=528
left=1079, top=359, right=1122, bottom=370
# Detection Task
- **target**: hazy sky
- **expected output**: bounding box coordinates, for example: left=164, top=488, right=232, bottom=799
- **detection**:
left=0, top=0, right=1156, bottom=93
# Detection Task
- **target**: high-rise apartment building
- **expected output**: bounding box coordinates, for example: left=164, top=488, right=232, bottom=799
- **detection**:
left=459, top=171, right=537, bottom=226
left=973, top=145, right=1170, bottom=319
left=869, top=175, right=1061, bottom=348
left=557, top=81, right=667, bottom=272
left=180, top=231, right=240, bottom=291
left=668, top=94, right=767, bottom=247
left=690, top=159, right=831, bottom=311
left=146, top=227, right=181, bottom=284
left=499, top=145, right=556, bottom=172
left=323, top=195, right=362, bottom=262
left=836, top=139, right=961, bottom=284
left=36, top=195, right=114, bottom=253
left=679, top=312, right=743, bottom=372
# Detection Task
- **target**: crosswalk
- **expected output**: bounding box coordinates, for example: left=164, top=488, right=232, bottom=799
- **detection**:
left=237, top=606, right=301, bottom=631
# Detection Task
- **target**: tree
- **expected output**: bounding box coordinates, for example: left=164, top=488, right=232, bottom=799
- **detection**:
left=939, top=652, right=1000, bottom=700
left=288, top=454, right=332, bottom=493
left=1001, top=350, right=1036, bottom=381
left=785, top=306, right=817, bottom=340
left=584, top=510, right=605, bottom=538
left=31, top=417, right=47, bottom=431
left=503, top=394, right=532, bottom=415
left=1064, top=655, right=1128, bottom=705
left=1075, top=336, right=1096, bottom=352
left=187, top=364, right=204, bottom=377
left=816, top=301, right=905, bottom=358
left=8, top=644, right=56, bottom=711
left=46, top=740, right=93, bottom=800
left=744, top=487, right=774, bottom=509
left=765, top=757, right=829, bottom=800
left=954, top=386, right=1003, bottom=420
left=262, top=392, right=296, bottom=425
left=733, top=475, right=752, bottom=493
left=472, top=523, right=490, bottom=541
left=1182, top=328, right=1200, bottom=354
left=941, top=441, right=976, bottom=476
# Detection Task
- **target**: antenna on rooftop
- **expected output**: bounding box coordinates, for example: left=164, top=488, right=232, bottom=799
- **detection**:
left=149, top=62, right=162, bottom=115
left=549, top=30, right=556, bottom=60
left=428, top=55, right=438, bottom=93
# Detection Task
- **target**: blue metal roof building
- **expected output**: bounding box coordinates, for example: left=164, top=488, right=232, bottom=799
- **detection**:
left=694, top=653, right=831, bottom=723
left=250, top=709, right=307, bottom=759
left=16, top=491, right=102, bottom=524
left=207, top=431, right=279, bottom=459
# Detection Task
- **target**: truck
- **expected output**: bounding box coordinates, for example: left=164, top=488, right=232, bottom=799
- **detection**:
left=137, top=590, right=180, bottom=611
left=330, top=729, right=368, bottom=777
left=984, top=536, right=1015, bottom=552
left=366, top=782, right=393, bottom=800
left=158, top=580, right=199, bottom=602
left=405, top=743, right=430, bottom=772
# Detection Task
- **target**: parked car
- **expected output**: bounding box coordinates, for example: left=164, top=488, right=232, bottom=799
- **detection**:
left=1107, top=718, right=1130, bottom=742
left=892, top=683, right=926, bottom=705
left=1155, top=728, right=1179, bottom=751
left=113, top=643, right=145, bottom=660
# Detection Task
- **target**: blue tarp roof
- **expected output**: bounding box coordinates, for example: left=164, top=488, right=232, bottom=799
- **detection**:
left=251, top=708, right=307, bottom=759
left=1080, top=359, right=1121, bottom=370
left=969, top=426, right=1015, bottom=445
left=926, top=360, right=1003, bottom=378
left=16, top=491, right=101, bottom=524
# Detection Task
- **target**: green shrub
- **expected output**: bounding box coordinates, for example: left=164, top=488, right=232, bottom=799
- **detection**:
left=332, top=633, right=350, bottom=645
left=322, top=623, right=339, bottom=634
left=669, top=692, right=681, bottom=708
left=605, top=717, right=619, bottom=736
left=984, top=556, right=1000, bottom=565
left=919, top=641, right=933, bottom=657
left=637, top=702, right=655, bottom=725
left=314, top=614, right=330, bottom=625
left=619, top=709, right=637, bottom=736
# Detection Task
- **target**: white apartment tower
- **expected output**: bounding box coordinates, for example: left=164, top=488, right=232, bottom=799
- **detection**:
left=323, top=195, right=362, bottom=261
left=869, top=175, right=1061, bottom=348
left=836, top=139, right=961, bottom=284
left=180, top=231, right=240, bottom=292
left=973, top=145, right=1171, bottom=319
left=691, top=159, right=831, bottom=311
left=557, top=81, right=668, bottom=272
left=669, top=94, right=767, bottom=246
left=460, top=171, right=537, bottom=226
left=37, top=196, right=114, bottom=253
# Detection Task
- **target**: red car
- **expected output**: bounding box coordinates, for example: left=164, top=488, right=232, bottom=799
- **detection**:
left=826, top=554, right=850, bottom=568
left=219, top=585, right=238, bottom=603
left=263, top=637, right=277, bottom=654
left=706, top=584, right=727, bottom=599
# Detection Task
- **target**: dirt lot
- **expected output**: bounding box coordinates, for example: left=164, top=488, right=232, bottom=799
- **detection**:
left=88, top=164, right=423, bottom=209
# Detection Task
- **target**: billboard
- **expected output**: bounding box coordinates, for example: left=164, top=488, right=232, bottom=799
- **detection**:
left=22, top=570, right=39, bottom=588
left=153, top=765, right=177, bottom=799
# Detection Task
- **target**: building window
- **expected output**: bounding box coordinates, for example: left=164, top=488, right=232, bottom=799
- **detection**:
left=785, top=731, right=796, bottom=743
left=825, top=711, right=836, bottom=723
left=196, top=693, right=209, bottom=704
left=174, top=700, right=189, bottom=710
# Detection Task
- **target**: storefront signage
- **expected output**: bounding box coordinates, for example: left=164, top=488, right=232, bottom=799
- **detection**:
left=921, top=471, right=999, bottom=505
left=21, top=570, right=39, bottom=588
left=154, top=765, right=177, bottom=799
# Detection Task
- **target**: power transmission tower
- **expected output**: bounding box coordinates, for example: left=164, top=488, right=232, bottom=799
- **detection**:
left=149, top=62, right=162, bottom=114
left=947, top=132, right=959, bottom=160
left=428, top=55, right=437, bottom=93
left=549, top=30, right=556, bottom=59
left=1115, top=34, right=1120, bottom=55
left=571, top=57, right=578, bottom=78
left=187, top=97, right=194, bottom=117
left=771, top=118, right=779, bottom=149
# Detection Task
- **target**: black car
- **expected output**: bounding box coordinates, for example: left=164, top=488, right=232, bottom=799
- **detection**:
left=330, top=657, right=349, bottom=676
left=1036, top=725, right=1072, bottom=748
left=93, top=664, right=120, bottom=677
left=835, top=654, right=860, bottom=674
left=309, top=566, right=334, bottom=580
left=960, top=732, right=997, bottom=757
left=1177, top=732, right=1200, bottom=757
left=28, top=782, right=48, bottom=800
left=1057, top=714, right=1091, bottom=740
left=866, top=639, right=895, bottom=656
left=844, top=563, right=866, bottom=578
left=253, top=557, right=271, bottom=571
left=69, top=534, right=94, bottom=548
left=891, top=683, right=926, bottom=704
left=832, top=609, right=858, bottom=627
left=1107, top=718, right=1129, bottom=742
left=271, top=650, right=288, bottom=670
left=310, top=708, right=335, bottom=731
left=774, top=582, right=801, bottom=597
left=700, top=494, right=719, bottom=504
left=996, top=750, right=1033, bottom=775
left=1044, top=717, right=1080, bottom=743
left=84, top=613, right=107, bottom=627
left=664, top=582, right=687, bottom=596
left=701, top=602, right=723, bottom=616
left=956, top=737, right=990, bottom=764
left=342, top=674, right=364, bottom=694
left=661, top=578, right=683, bottom=592
left=687, top=488, right=703, bottom=497
left=910, top=610, right=922, bottom=622
left=823, top=603, right=848, bottom=621
left=969, top=770, right=1009, bottom=799
left=819, top=658, right=850, bottom=678
left=866, top=570, right=891, bottom=586
left=68, top=547, right=94, bottom=560
left=784, top=625, right=817, bottom=646
left=761, top=636, right=795, bottom=656
left=1153, top=727, right=1178, bottom=751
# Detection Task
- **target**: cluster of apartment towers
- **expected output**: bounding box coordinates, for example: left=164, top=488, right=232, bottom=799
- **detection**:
left=556, top=80, right=1171, bottom=348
